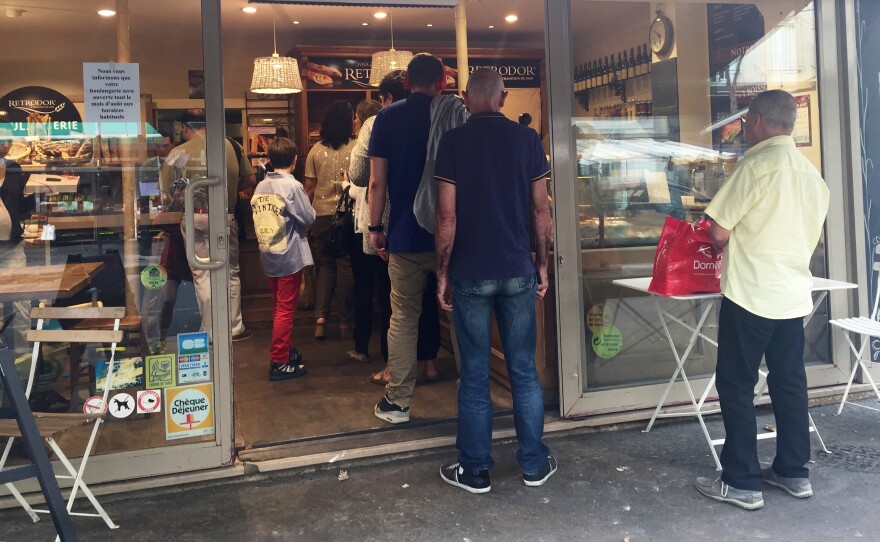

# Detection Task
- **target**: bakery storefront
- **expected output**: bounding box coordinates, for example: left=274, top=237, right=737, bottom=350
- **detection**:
left=0, top=0, right=870, bottom=500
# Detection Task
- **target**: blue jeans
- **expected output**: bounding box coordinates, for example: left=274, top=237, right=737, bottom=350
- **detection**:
left=452, top=274, right=549, bottom=475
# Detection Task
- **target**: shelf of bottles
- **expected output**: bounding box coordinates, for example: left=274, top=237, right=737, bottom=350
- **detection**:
left=573, top=44, right=652, bottom=115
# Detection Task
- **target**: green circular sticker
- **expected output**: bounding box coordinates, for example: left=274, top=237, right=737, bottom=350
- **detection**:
left=141, top=265, right=168, bottom=290
left=592, top=325, right=622, bottom=359
left=586, top=303, right=612, bottom=333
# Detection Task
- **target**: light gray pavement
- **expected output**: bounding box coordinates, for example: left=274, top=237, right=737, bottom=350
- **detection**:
left=2, top=398, right=879, bottom=541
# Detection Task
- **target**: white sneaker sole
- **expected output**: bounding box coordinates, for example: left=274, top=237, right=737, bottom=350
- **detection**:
left=374, top=406, right=409, bottom=424
left=440, top=467, right=491, bottom=494
left=763, top=478, right=813, bottom=498
left=523, top=464, right=558, bottom=487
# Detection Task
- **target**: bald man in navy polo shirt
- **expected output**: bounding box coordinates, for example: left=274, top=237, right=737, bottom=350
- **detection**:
left=434, top=69, right=556, bottom=494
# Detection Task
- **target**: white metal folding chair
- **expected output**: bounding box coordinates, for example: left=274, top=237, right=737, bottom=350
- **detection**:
left=829, top=265, right=880, bottom=415
left=0, top=306, right=123, bottom=538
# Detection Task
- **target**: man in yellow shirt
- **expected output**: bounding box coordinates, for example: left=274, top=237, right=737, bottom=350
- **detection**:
left=697, top=90, right=830, bottom=510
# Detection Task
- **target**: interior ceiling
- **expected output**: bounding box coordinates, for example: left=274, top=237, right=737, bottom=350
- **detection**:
left=0, top=0, right=546, bottom=48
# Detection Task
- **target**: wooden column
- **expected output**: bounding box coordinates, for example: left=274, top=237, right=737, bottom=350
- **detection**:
left=116, top=0, right=138, bottom=315
left=454, top=2, right=470, bottom=94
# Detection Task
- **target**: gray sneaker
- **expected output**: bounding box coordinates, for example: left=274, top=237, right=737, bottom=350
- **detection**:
left=762, top=468, right=812, bottom=498
left=695, top=477, right=764, bottom=510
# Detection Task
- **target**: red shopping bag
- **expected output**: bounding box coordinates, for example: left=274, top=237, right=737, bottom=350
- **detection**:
left=648, top=216, right=722, bottom=296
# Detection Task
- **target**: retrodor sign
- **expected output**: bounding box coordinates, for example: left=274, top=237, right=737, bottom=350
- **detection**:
left=0, top=86, right=82, bottom=137
left=304, top=56, right=540, bottom=89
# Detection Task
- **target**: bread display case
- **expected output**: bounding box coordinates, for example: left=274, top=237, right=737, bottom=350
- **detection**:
left=573, top=120, right=738, bottom=250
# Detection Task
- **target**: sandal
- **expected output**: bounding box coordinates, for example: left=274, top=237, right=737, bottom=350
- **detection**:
left=345, top=350, right=371, bottom=363
left=314, top=320, right=326, bottom=340
left=424, top=371, right=442, bottom=383
left=370, top=368, right=390, bottom=386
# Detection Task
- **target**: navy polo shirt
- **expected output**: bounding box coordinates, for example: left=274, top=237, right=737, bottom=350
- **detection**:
left=368, top=92, right=435, bottom=254
left=434, top=112, right=550, bottom=280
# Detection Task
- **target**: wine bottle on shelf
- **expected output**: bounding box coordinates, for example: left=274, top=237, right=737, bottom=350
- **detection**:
left=575, top=64, right=582, bottom=92
left=578, top=64, right=586, bottom=91
left=614, top=52, right=622, bottom=80
left=602, top=56, right=610, bottom=85
left=644, top=44, right=651, bottom=73
left=633, top=45, right=642, bottom=77
left=586, top=62, right=593, bottom=89
left=628, top=48, right=636, bottom=79
left=592, top=60, right=600, bottom=88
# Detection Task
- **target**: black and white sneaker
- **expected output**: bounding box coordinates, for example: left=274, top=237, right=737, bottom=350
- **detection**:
left=440, top=463, right=491, bottom=494
left=269, top=359, right=307, bottom=381
left=523, top=455, right=558, bottom=487
left=374, top=395, right=409, bottom=424
left=289, top=347, right=303, bottom=364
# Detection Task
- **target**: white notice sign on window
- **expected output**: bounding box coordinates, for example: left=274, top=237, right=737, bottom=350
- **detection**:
left=83, top=62, right=141, bottom=126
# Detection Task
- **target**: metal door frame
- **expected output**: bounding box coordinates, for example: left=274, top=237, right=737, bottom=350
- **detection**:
left=547, top=0, right=863, bottom=418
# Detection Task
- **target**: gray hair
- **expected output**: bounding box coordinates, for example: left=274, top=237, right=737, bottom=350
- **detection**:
left=466, top=68, right=505, bottom=99
left=749, top=90, right=797, bottom=133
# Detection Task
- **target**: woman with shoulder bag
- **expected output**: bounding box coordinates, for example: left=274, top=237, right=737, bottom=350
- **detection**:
left=303, top=101, right=357, bottom=340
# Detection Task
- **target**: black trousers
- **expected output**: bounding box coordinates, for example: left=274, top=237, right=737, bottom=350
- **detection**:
left=716, top=297, right=810, bottom=490
left=350, top=234, right=440, bottom=362
left=351, top=234, right=391, bottom=359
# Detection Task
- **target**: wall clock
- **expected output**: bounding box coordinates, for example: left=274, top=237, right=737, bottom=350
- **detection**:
left=650, top=10, right=675, bottom=56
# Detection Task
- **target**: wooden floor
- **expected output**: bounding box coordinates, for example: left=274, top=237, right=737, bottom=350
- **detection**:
left=234, top=320, right=514, bottom=451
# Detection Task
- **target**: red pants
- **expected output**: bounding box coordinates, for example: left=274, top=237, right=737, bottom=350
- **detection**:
left=267, top=272, right=303, bottom=363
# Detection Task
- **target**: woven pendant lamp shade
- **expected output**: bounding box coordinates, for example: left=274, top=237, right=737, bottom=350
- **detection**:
left=251, top=53, right=303, bottom=94
left=368, top=48, right=413, bottom=87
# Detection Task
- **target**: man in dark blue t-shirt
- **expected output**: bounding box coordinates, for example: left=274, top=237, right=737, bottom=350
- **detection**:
left=367, top=53, right=446, bottom=424
left=434, top=69, right=555, bottom=494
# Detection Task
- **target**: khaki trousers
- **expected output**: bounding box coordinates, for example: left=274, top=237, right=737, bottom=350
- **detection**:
left=386, top=251, right=460, bottom=408
left=181, top=214, right=245, bottom=338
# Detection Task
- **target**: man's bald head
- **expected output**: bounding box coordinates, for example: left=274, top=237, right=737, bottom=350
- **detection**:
left=464, top=68, right=507, bottom=114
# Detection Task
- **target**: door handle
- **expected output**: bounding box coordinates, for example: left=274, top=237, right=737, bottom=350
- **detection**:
left=184, top=176, right=225, bottom=270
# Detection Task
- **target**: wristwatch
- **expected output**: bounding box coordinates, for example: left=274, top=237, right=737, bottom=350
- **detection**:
left=368, top=224, right=384, bottom=233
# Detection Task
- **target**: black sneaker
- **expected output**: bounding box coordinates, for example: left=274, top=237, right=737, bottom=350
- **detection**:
left=440, top=463, right=491, bottom=494
left=269, top=360, right=307, bottom=381
left=374, top=395, right=409, bottom=424
left=289, top=347, right=303, bottom=364
left=232, top=329, right=253, bottom=342
left=523, top=455, right=558, bottom=487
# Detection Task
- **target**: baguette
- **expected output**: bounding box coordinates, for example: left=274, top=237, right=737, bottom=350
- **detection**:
left=305, top=61, right=342, bottom=79
left=302, top=69, right=333, bottom=86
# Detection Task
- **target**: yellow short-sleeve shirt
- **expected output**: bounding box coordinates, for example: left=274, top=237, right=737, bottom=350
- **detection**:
left=705, top=135, right=829, bottom=319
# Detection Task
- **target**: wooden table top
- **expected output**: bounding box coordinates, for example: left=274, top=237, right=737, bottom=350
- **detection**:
left=0, top=262, right=104, bottom=302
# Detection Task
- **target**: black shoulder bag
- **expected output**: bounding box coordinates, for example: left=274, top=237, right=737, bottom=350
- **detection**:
left=325, top=185, right=355, bottom=258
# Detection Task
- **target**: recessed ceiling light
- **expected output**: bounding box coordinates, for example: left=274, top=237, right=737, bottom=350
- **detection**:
left=489, top=25, right=495, bottom=29
left=374, top=12, right=387, bottom=19
left=292, top=20, right=300, bottom=24
left=362, top=22, right=368, bottom=26
left=505, top=14, right=518, bottom=23
left=242, top=6, right=257, bottom=14
left=97, top=9, right=116, bottom=17
left=426, top=23, right=433, bottom=27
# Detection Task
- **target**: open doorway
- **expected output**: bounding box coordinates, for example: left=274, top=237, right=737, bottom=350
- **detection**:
left=222, top=0, right=549, bottom=457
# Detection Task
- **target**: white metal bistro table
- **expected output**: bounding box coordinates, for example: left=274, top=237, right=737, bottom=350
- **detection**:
left=612, top=276, right=857, bottom=470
